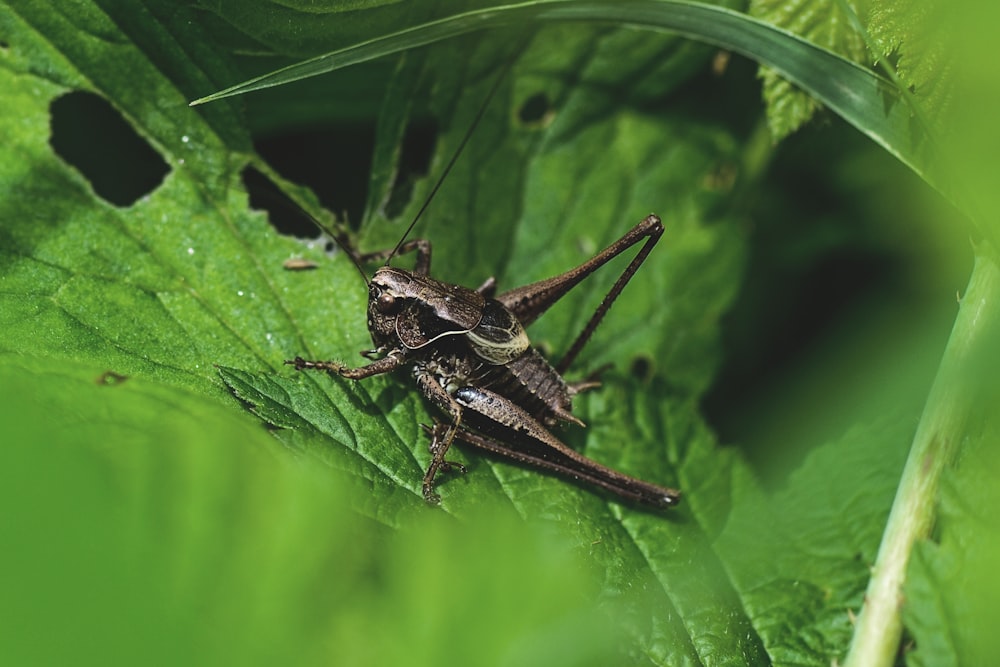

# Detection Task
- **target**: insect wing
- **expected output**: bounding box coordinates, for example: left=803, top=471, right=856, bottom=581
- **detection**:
left=421, top=276, right=485, bottom=328
left=465, top=300, right=530, bottom=365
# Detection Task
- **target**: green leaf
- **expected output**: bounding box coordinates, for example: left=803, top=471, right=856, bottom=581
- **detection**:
left=0, top=359, right=630, bottom=666
left=750, top=0, right=869, bottom=140
left=868, top=0, right=953, bottom=127
left=0, top=1, right=973, bottom=666
left=719, top=416, right=912, bottom=662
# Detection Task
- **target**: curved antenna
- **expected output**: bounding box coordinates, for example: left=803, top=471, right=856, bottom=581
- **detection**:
left=296, top=205, right=371, bottom=288
left=251, top=171, right=371, bottom=288
left=385, top=48, right=520, bottom=266
left=331, top=231, right=372, bottom=288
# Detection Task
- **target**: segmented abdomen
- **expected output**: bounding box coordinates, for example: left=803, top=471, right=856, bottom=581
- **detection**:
left=478, top=348, right=577, bottom=426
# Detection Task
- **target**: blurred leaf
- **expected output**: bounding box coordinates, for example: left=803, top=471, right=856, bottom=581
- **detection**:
left=0, top=359, right=626, bottom=667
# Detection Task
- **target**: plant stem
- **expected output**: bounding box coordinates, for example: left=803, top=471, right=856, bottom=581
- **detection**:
left=843, top=251, right=1000, bottom=667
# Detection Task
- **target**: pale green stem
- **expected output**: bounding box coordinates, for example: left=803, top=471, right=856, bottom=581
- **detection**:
left=844, top=251, right=1000, bottom=667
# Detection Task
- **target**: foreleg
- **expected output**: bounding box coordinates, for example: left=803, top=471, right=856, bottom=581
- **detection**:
left=286, top=350, right=406, bottom=379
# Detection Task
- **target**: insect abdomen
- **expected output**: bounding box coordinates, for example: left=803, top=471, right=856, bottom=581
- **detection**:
left=480, top=348, right=581, bottom=427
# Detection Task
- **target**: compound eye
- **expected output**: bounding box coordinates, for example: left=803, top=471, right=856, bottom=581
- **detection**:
left=376, top=292, right=398, bottom=314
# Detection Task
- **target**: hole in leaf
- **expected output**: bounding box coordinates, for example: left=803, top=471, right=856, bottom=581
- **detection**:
left=517, top=92, right=552, bottom=126
left=254, top=122, right=375, bottom=228
left=383, top=119, right=438, bottom=219
left=241, top=166, right=321, bottom=238
left=630, top=356, right=653, bottom=381
left=49, top=91, right=170, bottom=206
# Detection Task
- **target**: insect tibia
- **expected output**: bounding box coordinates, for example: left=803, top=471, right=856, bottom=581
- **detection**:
left=285, top=357, right=345, bottom=373
left=286, top=351, right=405, bottom=379
left=413, top=365, right=468, bottom=504
left=452, top=385, right=680, bottom=508
left=496, top=214, right=663, bottom=331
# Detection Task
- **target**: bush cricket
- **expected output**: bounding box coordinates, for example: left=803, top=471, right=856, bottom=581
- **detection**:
left=286, top=64, right=680, bottom=509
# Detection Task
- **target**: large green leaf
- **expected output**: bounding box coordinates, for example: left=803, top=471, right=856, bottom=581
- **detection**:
left=0, top=359, right=632, bottom=666
left=0, top=1, right=981, bottom=666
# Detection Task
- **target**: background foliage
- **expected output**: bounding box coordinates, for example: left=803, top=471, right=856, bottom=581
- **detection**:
left=1, top=1, right=996, bottom=665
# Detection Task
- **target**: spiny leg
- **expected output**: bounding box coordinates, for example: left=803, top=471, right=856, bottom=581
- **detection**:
left=495, top=215, right=663, bottom=374
left=290, top=354, right=464, bottom=503
left=452, top=384, right=680, bottom=508
left=285, top=350, right=405, bottom=379
left=413, top=368, right=466, bottom=504
left=420, top=421, right=469, bottom=476
left=567, top=362, right=612, bottom=396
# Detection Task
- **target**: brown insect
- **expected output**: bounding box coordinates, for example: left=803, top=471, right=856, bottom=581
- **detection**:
left=286, top=58, right=679, bottom=508
left=288, top=214, right=679, bottom=507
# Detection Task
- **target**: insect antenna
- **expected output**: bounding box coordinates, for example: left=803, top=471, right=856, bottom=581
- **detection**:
left=331, top=230, right=372, bottom=288
left=385, top=47, right=521, bottom=266
left=295, top=206, right=371, bottom=288
left=245, top=168, right=371, bottom=287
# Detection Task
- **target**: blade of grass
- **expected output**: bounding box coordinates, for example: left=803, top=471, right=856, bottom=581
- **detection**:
left=844, top=250, right=1000, bottom=667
